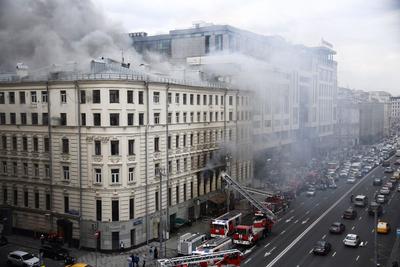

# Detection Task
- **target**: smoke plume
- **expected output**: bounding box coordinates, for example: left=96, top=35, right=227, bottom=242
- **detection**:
left=0, top=0, right=132, bottom=72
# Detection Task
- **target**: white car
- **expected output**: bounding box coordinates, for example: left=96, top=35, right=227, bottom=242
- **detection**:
left=343, top=234, right=361, bottom=247
left=7, top=251, right=40, bottom=267
left=380, top=187, right=390, bottom=195
left=347, top=177, right=356, bottom=184
left=306, top=190, right=316, bottom=197
left=376, top=194, right=386, bottom=204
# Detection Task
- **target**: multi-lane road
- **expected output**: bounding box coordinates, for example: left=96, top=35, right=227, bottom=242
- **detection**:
left=243, top=156, right=400, bottom=267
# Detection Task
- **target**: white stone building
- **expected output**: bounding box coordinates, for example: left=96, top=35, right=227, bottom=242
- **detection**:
left=0, top=74, right=252, bottom=250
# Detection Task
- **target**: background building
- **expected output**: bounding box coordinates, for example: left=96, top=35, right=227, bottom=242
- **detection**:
left=336, top=87, right=360, bottom=147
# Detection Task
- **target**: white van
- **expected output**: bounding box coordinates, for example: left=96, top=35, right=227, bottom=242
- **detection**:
left=354, top=195, right=368, bottom=207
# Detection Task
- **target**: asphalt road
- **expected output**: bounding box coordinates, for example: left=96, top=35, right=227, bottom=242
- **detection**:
left=242, top=156, right=400, bottom=267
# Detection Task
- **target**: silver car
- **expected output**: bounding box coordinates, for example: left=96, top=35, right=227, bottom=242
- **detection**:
left=7, top=251, right=40, bottom=267
left=380, top=186, right=390, bottom=195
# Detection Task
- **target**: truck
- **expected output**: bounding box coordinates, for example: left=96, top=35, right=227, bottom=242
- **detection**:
left=192, top=236, right=234, bottom=255
left=210, top=210, right=242, bottom=237
left=232, top=216, right=270, bottom=246
left=177, top=233, right=207, bottom=256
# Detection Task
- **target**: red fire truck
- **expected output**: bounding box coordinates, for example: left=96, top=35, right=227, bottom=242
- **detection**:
left=232, top=212, right=272, bottom=246
left=210, top=211, right=242, bottom=238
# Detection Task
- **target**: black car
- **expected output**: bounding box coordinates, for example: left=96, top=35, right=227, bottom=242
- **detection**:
left=329, top=222, right=345, bottom=234
left=384, top=167, right=394, bottom=173
left=383, top=161, right=391, bottom=167
left=39, top=245, right=71, bottom=261
left=343, top=208, right=357, bottom=220
left=312, top=240, right=332, bottom=255
left=373, top=178, right=383, bottom=186
left=0, top=235, right=8, bottom=246
left=368, top=201, right=383, bottom=216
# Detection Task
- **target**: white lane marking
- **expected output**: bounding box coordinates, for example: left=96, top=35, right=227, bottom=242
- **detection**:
left=322, top=234, right=326, bottom=240
left=309, top=249, right=313, bottom=254
left=265, top=172, right=371, bottom=267
left=315, top=203, right=320, bottom=207
left=306, top=211, right=310, bottom=215
left=285, top=216, right=295, bottom=223
left=294, top=219, right=299, bottom=224
left=359, top=216, right=362, bottom=220
left=365, top=241, right=368, bottom=246
left=356, top=255, right=360, bottom=261
left=280, top=230, right=286, bottom=235
left=352, top=226, right=355, bottom=230
left=244, top=258, right=252, bottom=264
left=372, top=228, right=375, bottom=233
left=264, top=242, right=271, bottom=248
left=264, top=247, right=276, bottom=257
left=244, top=246, right=256, bottom=255
left=302, top=218, right=310, bottom=224
left=277, top=218, right=282, bottom=222
left=332, top=251, right=336, bottom=257
left=290, top=209, right=295, bottom=213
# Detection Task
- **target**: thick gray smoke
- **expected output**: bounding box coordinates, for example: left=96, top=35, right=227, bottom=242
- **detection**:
left=0, top=0, right=132, bottom=72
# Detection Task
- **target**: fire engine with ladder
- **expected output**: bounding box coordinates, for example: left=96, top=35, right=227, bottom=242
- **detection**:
left=156, top=172, right=277, bottom=266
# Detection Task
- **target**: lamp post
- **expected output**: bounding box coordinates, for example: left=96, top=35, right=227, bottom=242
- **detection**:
left=158, top=167, right=166, bottom=258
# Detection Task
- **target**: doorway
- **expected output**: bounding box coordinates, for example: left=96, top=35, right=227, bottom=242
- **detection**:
left=111, top=231, right=119, bottom=250
left=130, top=229, right=136, bottom=247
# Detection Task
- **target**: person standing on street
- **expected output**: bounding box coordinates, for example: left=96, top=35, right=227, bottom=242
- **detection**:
left=142, top=253, right=146, bottom=267
left=120, top=241, right=124, bottom=254
left=154, top=247, right=158, bottom=259
left=40, top=234, right=45, bottom=245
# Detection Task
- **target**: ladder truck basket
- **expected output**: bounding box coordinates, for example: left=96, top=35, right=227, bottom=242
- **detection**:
left=156, top=249, right=243, bottom=267
left=220, top=172, right=277, bottom=223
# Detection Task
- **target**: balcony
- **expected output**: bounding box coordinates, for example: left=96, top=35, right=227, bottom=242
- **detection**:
left=153, top=152, right=161, bottom=160
left=92, top=155, right=103, bottom=162
left=108, top=155, right=122, bottom=164
left=127, top=154, right=136, bottom=162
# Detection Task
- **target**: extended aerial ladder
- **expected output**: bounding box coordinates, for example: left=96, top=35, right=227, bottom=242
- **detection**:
left=242, top=186, right=274, bottom=198
left=220, top=172, right=277, bottom=223
left=156, top=249, right=243, bottom=267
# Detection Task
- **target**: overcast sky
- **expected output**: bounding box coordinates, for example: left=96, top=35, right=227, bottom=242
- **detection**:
left=95, top=0, right=400, bottom=95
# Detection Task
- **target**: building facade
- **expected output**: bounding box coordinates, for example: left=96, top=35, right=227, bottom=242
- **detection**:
left=0, top=75, right=252, bottom=250
left=336, top=87, right=360, bottom=147
left=359, top=102, right=385, bottom=144
left=369, top=91, right=391, bottom=137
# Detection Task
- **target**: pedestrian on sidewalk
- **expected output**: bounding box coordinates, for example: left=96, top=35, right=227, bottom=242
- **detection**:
left=120, top=241, right=125, bottom=254
left=153, top=247, right=158, bottom=259
left=149, top=246, right=153, bottom=259
left=129, top=254, right=134, bottom=267
left=134, top=255, right=140, bottom=267
left=142, top=253, right=146, bottom=267
left=40, top=234, right=45, bottom=245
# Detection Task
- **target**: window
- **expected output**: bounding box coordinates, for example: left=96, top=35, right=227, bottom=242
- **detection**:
left=168, top=160, right=172, bottom=173
left=110, top=113, right=120, bottom=126
left=60, top=113, right=67, bottom=126
left=35, top=192, right=39, bottom=209
left=127, top=90, right=134, bottom=103
left=210, top=112, right=213, bottom=122
left=0, top=113, right=5, bottom=124
left=154, top=113, right=160, bottom=124
left=196, top=94, right=200, bottom=105
left=22, top=137, right=28, bottom=151
left=190, top=94, right=194, bottom=105
left=63, top=166, right=70, bottom=180
left=13, top=189, right=18, bottom=205
left=93, top=90, right=101, bottom=103
left=44, top=137, right=49, bottom=152
left=80, top=90, right=86, bottom=103
left=9, top=92, right=15, bottom=104
left=167, top=136, right=171, bottom=149
left=154, top=163, right=160, bottom=177
left=62, top=138, right=69, bottom=154
left=155, top=192, right=159, bottom=211
left=127, top=113, right=134, bottom=125
left=138, top=91, right=144, bottom=104
left=229, top=96, right=233, bottom=105
left=183, top=134, right=186, bottom=147
left=205, top=35, right=210, bottom=53
left=12, top=162, right=17, bottom=175
left=128, top=167, right=135, bottom=182
left=41, top=90, right=48, bottom=103
left=190, top=112, right=194, bottom=122
left=21, top=113, right=26, bottom=125
left=190, top=134, right=193, bottom=146
left=10, top=113, right=16, bottom=124
left=23, top=163, right=28, bottom=176
left=3, top=188, right=7, bottom=204
left=175, top=112, right=180, bottom=123
left=96, top=199, right=102, bottom=221
left=128, top=139, right=135, bottom=155
left=175, top=93, right=180, bottom=104
left=31, top=91, right=37, bottom=103
left=45, top=164, right=50, bottom=178
left=24, top=191, right=28, bottom=207
left=64, top=196, right=69, bottom=213
left=129, top=198, right=134, bottom=219
left=94, top=168, right=102, bottom=183
left=176, top=159, right=180, bottom=173
left=111, top=169, right=120, bottom=183
left=184, top=158, right=187, bottom=171
left=153, top=92, right=160, bottom=103
left=175, top=135, right=179, bottom=148
left=221, top=95, right=224, bottom=105
left=209, top=95, right=213, bottom=105
left=34, top=163, right=39, bottom=177
left=203, top=95, right=207, bottom=105
left=19, top=92, right=25, bottom=104
left=154, top=137, right=160, bottom=152
left=203, top=112, right=207, bottom=122
left=93, top=113, right=101, bottom=126
left=2, top=161, right=7, bottom=174
left=168, top=92, right=172, bottom=104
left=229, top=112, right=233, bottom=121
left=31, top=113, right=38, bottom=125
left=183, top=93, right=187, bottom=105
left=42, top=113, right=48, bottom=125
left=215, top=34, right=223, bottom=50
left=81, top=113, right=86, bottom=126
left=109, top=90, right=119, bottom=103
left=0, top=92, right=4, bottom=104
left=167, top=112, right=172, bottom=124
left=94, top=140, right=101, bottom=155
left=168, top=187, right=172, bottom=206
left=1, top=135, right=6, bottom=150
left=46, top=194, right=51, bottom=210
left=139, top=113, right=144, bottom=125
left=197, top=112, right=200, bottom=122
left=215, top=95, right=219, bottom=105
left=12, top=136, right=17, bottom=150
left=60, top=90, right=67, bottom=103
left=176, top=185, right=179, bottom=204
left=33, top=137, right=38, bottom=152
left=111, top=140, right=119, bottom=155
left=191, top=181, right=194, bottom=199
left=183, top=112, right=187, bottom=123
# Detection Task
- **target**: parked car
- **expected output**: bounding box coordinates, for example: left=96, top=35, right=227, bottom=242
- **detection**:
left=312, top=240, right=331, bottom=255
left=329, top=222, right=345, bottom=234
left=39, top=245, right=71, bottom=261
left=343, top=234, right=361, bottom=247
left=383, top=161, right=391, bottom=167
left=7, top=251, right=40, bottom=267
left=343, top=208, right=357, bottom=220
left=376, top=194, right=387, bottom=204
left=384, top=167, right=394, bottom=173
left=373, top=178, right=383, bottom=186
left=380, top=186, right=390, bottom=195
left=347, top=177, right=356, bottom=184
